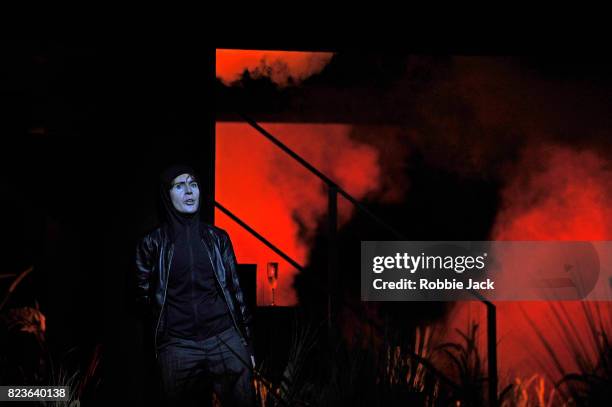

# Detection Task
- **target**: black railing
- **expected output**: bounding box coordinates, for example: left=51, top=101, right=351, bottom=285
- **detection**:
left=215, top=201, right=304, bottom=273
left=237, top=113, right=406, bottom=240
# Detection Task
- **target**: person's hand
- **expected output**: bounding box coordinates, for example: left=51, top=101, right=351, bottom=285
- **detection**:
left=242, top=338, right=256, bottom=368
left=247, top=341, right=256, bottom=368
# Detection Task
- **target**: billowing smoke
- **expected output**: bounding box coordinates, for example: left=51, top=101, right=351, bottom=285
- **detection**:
left=493, top=144, right=612, bottom=240
left=446, top=143, right=612, bottom=382
left=216, top=49, right=334, bottom=87
left=215, top=122, right=410, bottom=305
left=425, top=59, right=612, bottom=382
left=491, top=144, right=611, bottom=379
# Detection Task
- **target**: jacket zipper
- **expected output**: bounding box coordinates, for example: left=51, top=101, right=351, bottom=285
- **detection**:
left=188, top=227, right=197, bottom=335
left=154, top=244, right=174, bottom=359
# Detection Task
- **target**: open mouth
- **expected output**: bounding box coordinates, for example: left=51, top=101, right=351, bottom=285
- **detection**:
left=184, top=199, right=195, bottom=205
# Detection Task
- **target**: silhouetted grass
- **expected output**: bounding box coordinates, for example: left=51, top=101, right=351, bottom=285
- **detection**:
left=253, top=317, right=457, bottom=406
left=435, top=322, right=487, bottom=406
left=523, top=301, right=611, bottom=406
left=500, top=374, right=564, bottom=407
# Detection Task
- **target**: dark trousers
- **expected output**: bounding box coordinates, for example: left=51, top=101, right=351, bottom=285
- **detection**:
left=157, top=326, right=255, bottom=407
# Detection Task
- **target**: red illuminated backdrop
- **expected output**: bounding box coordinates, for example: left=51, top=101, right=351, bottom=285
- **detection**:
left=451, top=144, right=612, bottom=379
left=215, top=122, right=392, bottom=305
left=215, top=49, right=612, bottom=384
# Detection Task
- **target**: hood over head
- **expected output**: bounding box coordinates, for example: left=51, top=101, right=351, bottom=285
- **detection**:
left=159, top=164, right=201, bottom=241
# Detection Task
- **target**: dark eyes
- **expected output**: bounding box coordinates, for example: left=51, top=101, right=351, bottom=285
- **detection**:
left=174, top=183, right=198, bottom=190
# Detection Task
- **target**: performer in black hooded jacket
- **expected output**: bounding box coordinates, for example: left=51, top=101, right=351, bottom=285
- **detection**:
left=135, top=164, right=255, bottom=407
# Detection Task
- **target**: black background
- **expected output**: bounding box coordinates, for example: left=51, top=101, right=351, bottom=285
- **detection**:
left=0, top=40, right=215, bottom=405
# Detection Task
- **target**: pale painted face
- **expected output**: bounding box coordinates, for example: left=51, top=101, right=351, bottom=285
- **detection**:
left=169, top=173, right=200, bottom=214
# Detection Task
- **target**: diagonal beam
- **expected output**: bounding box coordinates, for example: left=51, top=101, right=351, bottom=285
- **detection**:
left=215, top=201, right=304, bottom=273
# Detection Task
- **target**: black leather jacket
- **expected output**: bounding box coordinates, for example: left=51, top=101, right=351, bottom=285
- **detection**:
left=135, top=221, right=253, bottom=358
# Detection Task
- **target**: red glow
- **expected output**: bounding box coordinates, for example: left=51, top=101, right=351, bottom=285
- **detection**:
left=216, top=49, right=333, bottom=86
left=493, top=145, right=611, bottom=241
left=215, top=122, right=387, bottom=305
left=451, top=144, right=612, bottom=380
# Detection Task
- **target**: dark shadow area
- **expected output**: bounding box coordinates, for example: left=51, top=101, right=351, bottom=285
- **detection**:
left=0, top=40, right=215, bottom=406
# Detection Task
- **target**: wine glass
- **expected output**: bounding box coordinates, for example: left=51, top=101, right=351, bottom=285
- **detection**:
left=267, top=262, right=279, bottom=306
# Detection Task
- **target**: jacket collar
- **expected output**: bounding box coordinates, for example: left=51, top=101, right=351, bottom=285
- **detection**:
left=162, top=220, right=214, bottom=243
